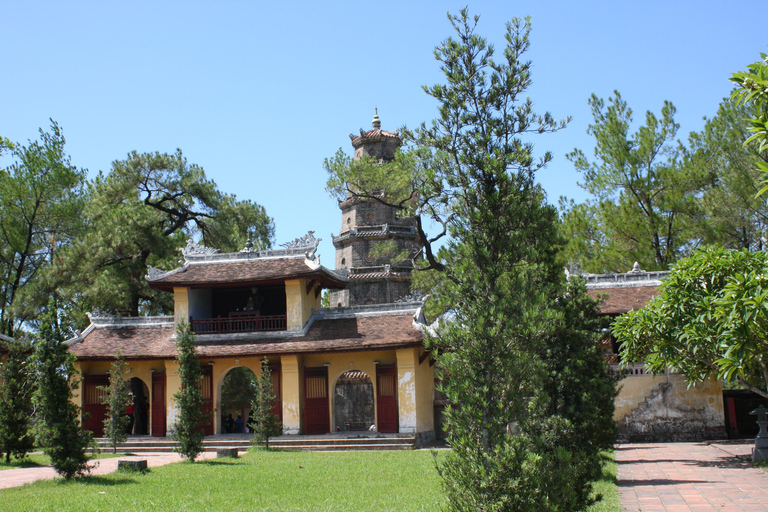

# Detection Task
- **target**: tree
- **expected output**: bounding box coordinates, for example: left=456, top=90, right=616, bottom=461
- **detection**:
left=54, top=150, right=274, bottom=320
left=407, top=11, right=616, bottom=511
left=562, top=92, right=704, bottom=273
left=0, top=121, right=86, bottom=337
left=169, top=321, right=209, bottom=461
left=730, top=51, right=768, bottom=196
left=32, top=305, right=92, bottom=479
left=0, top=337, right=35, bottom=463
left=614, top=246, right=768, bottom=400
left=100, top=352, right=131, bottom=454
left=251, top=358, right=282, bottom=450
left=686, top=98, right=768, bottom=251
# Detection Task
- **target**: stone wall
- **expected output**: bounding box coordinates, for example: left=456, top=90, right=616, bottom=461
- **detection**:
left=617, top=374, right=726, bottom=442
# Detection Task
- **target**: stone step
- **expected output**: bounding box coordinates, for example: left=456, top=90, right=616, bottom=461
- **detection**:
left=94, top=434, right=416, bottom=452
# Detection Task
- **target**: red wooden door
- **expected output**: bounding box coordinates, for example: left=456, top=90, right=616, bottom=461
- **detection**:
left=201, top=366, right=214, bottom=436
left=151, top=371, right=166, bottom=437
left=376, top=364, right=398, bottom=433
left=304, top=366, right=329, bottom=434
left=82, top=374, right=109, bottom=437
left=269, top=363, right=282, bottom=423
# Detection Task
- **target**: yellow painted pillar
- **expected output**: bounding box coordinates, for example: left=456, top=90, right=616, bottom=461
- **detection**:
left=281, top=354, right=301, bottom=434
left=396, top=348, right=418, bottom=434
left=165, top=359, right=181, bottom=429
left=173, top=287, right=189, bottom=325
left=285, top=280, right=303, bottom=331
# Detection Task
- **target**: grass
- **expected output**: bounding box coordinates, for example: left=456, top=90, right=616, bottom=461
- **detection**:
left=0, top=449, right=621, bottom=512
left=587, top=452, right=622, bottom=512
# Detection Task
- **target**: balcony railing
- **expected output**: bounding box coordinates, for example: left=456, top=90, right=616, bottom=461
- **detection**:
left=189, top=313, right=287, bottom=334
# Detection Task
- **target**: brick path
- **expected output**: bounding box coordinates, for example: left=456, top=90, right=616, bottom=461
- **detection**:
left=617, top=441, right=768, bottom=511
left=0, top=451, right=219, bottom=489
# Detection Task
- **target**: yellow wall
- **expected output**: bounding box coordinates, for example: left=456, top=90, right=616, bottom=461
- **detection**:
left=615, top=373, right=724, bottom=422
left=173, top=287, right=189, bottom=324
left=284, top=279, right=322, bottom=331
left=281, top=355, right=302, bottom=434
left=74, top=359, right=170, bottom=436
left=73, top=346, right=436, bottom=437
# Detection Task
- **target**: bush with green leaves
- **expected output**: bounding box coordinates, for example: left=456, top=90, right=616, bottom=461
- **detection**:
left=169, top=321, right=210, bottom=461
left=251, top=358, right=282, bottom=449
left=32, top=308, right=92, bottom=479
left=100, top=352, right=131, bottom=453
left=0, top=337, right=36, bottom=463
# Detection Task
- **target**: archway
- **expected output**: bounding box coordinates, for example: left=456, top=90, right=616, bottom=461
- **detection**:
left=220, top=367, right=257, bottom=433
left=128, top=377, right=150, bottom=435
left=334, top=370, right=374, bottom=431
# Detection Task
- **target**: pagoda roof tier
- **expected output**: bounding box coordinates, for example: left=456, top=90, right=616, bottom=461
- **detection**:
left=146, top=235, right=347, bottom=291
left=66, top=304, right=426, bottom=360
left=331, top=224, right=419, bottom=246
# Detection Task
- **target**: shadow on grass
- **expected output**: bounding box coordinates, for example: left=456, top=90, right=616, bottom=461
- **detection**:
left=198, top=459, right=245, bottom=466
left=54, top=475, right=139, bottom=486
left=0, top=460, right=45, bottom=469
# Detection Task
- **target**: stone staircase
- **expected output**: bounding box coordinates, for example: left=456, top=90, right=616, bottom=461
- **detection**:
left=95, top=433, right=416, bottom=453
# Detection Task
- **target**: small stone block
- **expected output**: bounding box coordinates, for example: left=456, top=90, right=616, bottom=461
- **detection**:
left=118, top=460, right=148, bottom=472
left=216, top=448, right=238, bottom=458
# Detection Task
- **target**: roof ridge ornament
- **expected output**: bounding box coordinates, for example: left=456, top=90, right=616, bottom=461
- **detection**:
left=146, top=266, right=166, bottom=280
left=181, top=239, right=219, bottom=258
left=627, top=262, right=644, bottom=274
left=280, top=231, right=322, bottom=260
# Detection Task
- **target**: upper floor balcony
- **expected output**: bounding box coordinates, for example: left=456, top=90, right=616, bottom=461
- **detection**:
left=189, top=311, right=287, bottom=334
left=187, top=284, right=288, bottom=335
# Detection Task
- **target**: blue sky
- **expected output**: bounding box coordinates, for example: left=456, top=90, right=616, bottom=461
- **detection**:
left=2, top=1, right=765, bottom=264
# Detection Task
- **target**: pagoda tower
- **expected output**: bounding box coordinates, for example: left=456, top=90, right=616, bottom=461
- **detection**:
left=329, top=111, right=421, bottom=307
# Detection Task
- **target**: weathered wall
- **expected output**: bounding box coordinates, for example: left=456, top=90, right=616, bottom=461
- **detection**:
left=616, top=373, right=726, bottom=442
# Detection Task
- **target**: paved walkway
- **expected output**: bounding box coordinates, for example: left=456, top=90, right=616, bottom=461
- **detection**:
left=0, top=451, right=219, bottom=490
left=617, top=441, right=768, bottom=511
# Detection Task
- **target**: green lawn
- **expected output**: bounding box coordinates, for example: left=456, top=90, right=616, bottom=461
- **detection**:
left=0, top=449, right=621, bottom=512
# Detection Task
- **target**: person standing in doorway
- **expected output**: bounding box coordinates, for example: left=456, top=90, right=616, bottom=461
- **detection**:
left=126, top=394, right=135, bottom=435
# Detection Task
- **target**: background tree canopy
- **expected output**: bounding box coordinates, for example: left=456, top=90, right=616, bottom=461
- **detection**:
left=614, top=246, right=768, bottom=400
left=0, top=127, right=275, bottom=333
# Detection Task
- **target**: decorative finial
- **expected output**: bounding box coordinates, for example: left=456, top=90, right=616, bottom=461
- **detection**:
left=241, top=231, right=255, bottom=253
left=372, top=108, right=381, bottom=130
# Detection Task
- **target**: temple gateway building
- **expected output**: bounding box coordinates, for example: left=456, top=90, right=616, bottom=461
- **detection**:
left=64, top=113, right=727, bottom=444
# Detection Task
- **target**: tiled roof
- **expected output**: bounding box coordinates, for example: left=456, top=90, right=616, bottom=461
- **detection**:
left=147, top=257, right=346, bottom=291
left=68, top=313, right=423, bottom=360
left=588, top=286, right=660, bottom=315
left=350, top=129, right=402, bottom=145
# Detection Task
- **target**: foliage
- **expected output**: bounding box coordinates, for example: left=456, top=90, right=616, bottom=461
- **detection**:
left=614, top=246, right=768, bottom=399
left=686, top=97, right=768, bottom=250
left=169, top=321, right=209, bottom=461
left=401, top=10, right=615, bottom=511
left=54, top=150, right=274, bottom=321
left=221, top=366, right=257, bottom=413
left=730, top=52, right=768, bottom=196
left=562, top=91, right=703, bottom=272
left=32, top=305, right=92, bottom=479
left=99, top=352, right=131, bottom=454
left=0, top=337, right=36, bottom=463
left=251, top=358, right=282, bottom=449
left=0, top=121, right=87, bottom=336
left=521, top=279, right=619, bottom=509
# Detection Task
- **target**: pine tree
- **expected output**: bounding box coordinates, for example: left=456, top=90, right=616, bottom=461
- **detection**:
left=251, top=358, right=282, bottom=450
left=169, top=321, right=208, bottom=461
left=100, top=352, right=131, bottom=454
left=0, top=337, right=36, bottom=463
left=32, top=306, right=92, bottom=479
